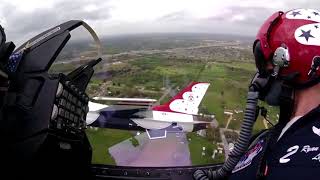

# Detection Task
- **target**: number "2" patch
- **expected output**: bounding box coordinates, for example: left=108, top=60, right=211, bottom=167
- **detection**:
left=279, top=145, right=299, bottom=164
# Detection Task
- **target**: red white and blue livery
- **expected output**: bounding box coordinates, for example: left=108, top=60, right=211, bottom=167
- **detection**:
left=86, top=82, right=213, bottom=139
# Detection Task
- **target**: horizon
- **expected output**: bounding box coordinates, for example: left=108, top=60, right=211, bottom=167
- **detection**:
left=1, top=0, right=319, bottom=45
left=15, top=31, right=255, bottom=48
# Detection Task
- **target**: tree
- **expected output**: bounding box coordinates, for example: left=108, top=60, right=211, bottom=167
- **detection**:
left=206, top=127, right=221, bottom=141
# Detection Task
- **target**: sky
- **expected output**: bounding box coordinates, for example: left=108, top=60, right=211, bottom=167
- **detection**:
left=0, top=0, right=318, bottom=45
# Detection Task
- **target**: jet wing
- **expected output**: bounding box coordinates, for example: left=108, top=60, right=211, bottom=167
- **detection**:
left=93, top=97, right=157, bottom=103
left=146, top=129, right=167, bottom=140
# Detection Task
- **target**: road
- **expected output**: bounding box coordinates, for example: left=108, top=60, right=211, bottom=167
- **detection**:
left=109, top=132, right=191, bottom=167
left=225, top=113, right=233, bottom=129
left=219, top=128, right=230, bottom=159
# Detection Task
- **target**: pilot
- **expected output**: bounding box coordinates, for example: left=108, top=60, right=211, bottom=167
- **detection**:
left=229, top=8, right=320, bottom=180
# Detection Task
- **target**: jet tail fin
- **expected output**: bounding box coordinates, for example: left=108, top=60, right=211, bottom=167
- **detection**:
left=152, top=82, right=210, bottom=115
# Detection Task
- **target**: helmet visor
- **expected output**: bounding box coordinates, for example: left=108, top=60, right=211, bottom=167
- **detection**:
left=0, top=25, right=5, bottom=47
left=255, top=11, right=283, bottom=62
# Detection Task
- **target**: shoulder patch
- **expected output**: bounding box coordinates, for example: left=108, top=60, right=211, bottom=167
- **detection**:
left=232, top=139, right=265, bottom=173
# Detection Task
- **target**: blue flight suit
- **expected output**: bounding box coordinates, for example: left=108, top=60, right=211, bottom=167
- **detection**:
left=229, top=106, right=320, bottom=180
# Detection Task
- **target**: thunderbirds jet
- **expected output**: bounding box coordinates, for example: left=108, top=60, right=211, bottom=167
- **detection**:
left=86, top=82, right=213, bottom=139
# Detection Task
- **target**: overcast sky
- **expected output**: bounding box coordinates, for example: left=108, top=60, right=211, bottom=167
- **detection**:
left=0, top=0, right=318, bottom=45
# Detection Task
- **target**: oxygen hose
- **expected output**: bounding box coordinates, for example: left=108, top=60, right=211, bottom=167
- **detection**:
left=194, top=89, right=259, bottom=180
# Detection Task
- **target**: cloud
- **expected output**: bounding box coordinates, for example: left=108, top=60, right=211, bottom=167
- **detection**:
left=157, top=11, right=191, bottom=22
left=0, top=0, right=112, bottom=45
left=206, top=6, right=275, bottom=25
left=1, top=0, right=320, bottom=45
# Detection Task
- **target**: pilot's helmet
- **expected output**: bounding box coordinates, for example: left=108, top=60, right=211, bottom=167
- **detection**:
left=254, top=9, right=320, bottom=88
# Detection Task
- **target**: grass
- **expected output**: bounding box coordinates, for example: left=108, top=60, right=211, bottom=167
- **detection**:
left=199, top=62, right=253, bottom=128
left=86, top=128, right=133, bottom=165
left=187, top=132, right=225, bottom=165
left=49, top=63, right=75, bottom=73
left=130, top=137, right=140, bottom=147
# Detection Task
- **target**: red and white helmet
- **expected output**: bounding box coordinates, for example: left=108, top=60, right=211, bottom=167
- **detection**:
left=254, top=9, right=320, bottom=87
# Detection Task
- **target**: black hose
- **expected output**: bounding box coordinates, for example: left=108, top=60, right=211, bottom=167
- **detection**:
left=194, top=91, right=259, bottom=180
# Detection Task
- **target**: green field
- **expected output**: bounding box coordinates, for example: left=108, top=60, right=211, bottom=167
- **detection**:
left=86, top=54, right=279, bottom=166
left=86, top=128, right=133, bottom=165
left=187, top=132, right=225, bottom=165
